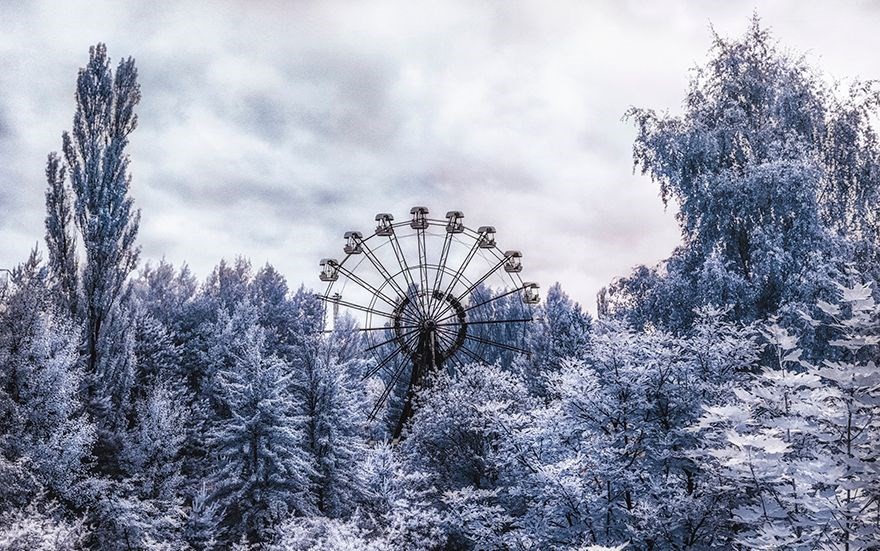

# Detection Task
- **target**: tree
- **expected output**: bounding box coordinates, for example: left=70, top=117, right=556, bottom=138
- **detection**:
left=60, top=42, right=141, bottom=382
left=300, top=317, right=370, bottom=517
left=249, top=263, right=296, bottom=356
left=400, top=362, right=532, bottom=548
left=540, top=283, right=592, bottom=364
left=87, top=294, right=138, bottom=472
left=272, top=515, right=386, bottom=551
left=506, top=310, right=759, bottom=549
left=202, top=257, right=252, bottom=315
left=522, top=282, right=593, bottom=394
left=821, top=83, right=880, bottom=253
left=0, top=500, right=88, bottom=551
left=184, top=483, right=221, bottom=550
left=131, top=260, right=198, bottom=336
left=403, top=362, right=532, bottom=492
left=207, top=320, right=315, bottom=545
left=0, top=251, right=94, bottom=511
left=604, top=16, right=879, bottom=332
left=359, top=444, right=446, bottom=551
left=43, top=152, right=78, bottom=317
left=120, top=381, right=187, bottom=523
left=282, top=288, right=371, bottom=517
left=696, top=283, right=880, bottom=548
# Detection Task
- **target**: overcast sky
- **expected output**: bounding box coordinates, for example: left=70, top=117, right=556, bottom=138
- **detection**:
left=1, top=0, right=878, bottom=312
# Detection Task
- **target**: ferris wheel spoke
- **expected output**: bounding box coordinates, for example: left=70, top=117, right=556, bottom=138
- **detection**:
left=319, top=295, right=398, bottom=320
left=320, top=324, right=419, bottom=334
left=362, top=341, right=408, bottom=381
left=359, top=239, right=408, bottom=301
left=453, top=255, right=508, bottom=303
left=433, top=325, right=481, bottom=364
left=435, top=284, right=529, bottom=324
left=453, top=341, right=491, bottom=366
left=416, top=225, right=431, bottom=316
left=436, top=317, right=533, bottom=328
left=429, top=330, right=467, bottom=373
left=365, top=327, right=421, bottom=353
left=386, top=231, right=425, bottom=320
left=434, top=233, right=483, bottom=318
left=431, top=326, right=458, bottom=356
left=401, top=300, right=422, bottom=326
left=367, top=358, right=410, bottom=421
left=423, top=294, right=443, bottom=323
left=334, top=263, right=401, bottom=311
left=462, top=333, right=531, bottom=356
left=429, top=231, right=454, bottom=315
left=434, top=254, right=509, bottom=321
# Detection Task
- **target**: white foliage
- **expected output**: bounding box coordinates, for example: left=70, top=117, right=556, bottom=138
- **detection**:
left=696, top=283, right=880, bottom=548
left=0, top=500, right=87, bottom=550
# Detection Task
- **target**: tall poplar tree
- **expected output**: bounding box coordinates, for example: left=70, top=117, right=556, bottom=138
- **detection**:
left=60, top=43, right=141, bottom=379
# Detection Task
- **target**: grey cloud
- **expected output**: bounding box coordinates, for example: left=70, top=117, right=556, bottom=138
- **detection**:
left=2, top=0, right=878, bottom=310
left=238, top=94, right=289, bottom=143
left=0, top=109, right=10, bottom=142
left=273, top=80, right=401, bottom=157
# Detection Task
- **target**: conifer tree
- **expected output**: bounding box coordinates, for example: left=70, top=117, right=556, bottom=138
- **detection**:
left=207, top=320, right=315, bottom=544
left=305, top=317, right=369, bottom=517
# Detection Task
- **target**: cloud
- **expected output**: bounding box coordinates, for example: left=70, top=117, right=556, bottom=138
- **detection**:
left=1, top=0, right=877, bottom=312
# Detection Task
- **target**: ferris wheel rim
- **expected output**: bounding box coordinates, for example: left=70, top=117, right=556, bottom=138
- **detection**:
left=316, top=208, right=539, bottom=432
left=322, top=222, right=531, bottom=366
left=322, top=220, right=528, bottom=302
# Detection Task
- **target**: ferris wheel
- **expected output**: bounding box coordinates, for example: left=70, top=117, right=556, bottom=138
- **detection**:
left=318, top=207, right=540, bottom=439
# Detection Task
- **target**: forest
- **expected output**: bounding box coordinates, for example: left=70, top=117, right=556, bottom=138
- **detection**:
left=0, top=16, right=879, bottom=551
